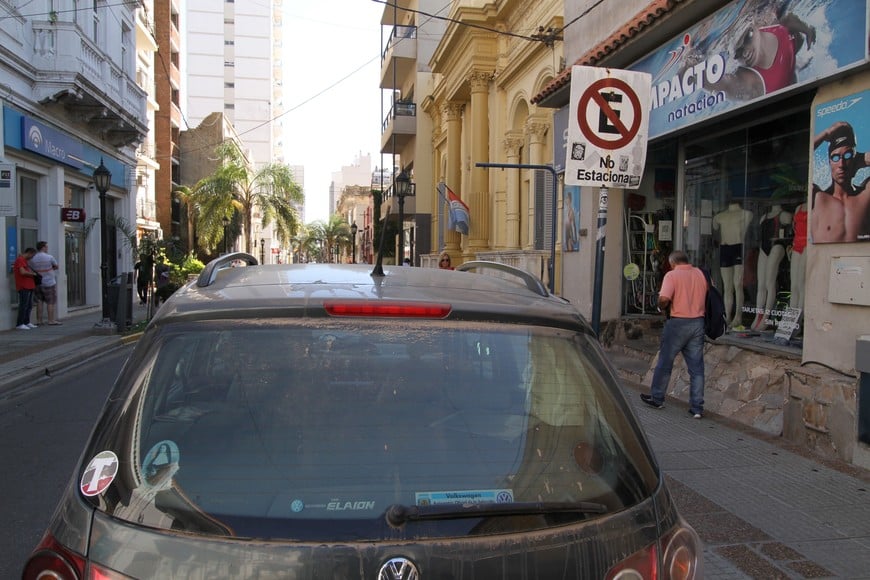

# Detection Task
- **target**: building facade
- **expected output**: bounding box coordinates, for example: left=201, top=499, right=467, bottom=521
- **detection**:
left=421, top=0, right=564, bottom=281
left=1, top=0, right=148, bottom=330
left=154, top=0, right=183, bottom=244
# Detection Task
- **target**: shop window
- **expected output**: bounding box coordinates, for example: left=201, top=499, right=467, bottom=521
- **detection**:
left=684, top=111, right=808, bottom=339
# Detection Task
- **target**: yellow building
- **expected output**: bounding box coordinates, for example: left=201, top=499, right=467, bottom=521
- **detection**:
left=421, top=0, right=564, bottom=288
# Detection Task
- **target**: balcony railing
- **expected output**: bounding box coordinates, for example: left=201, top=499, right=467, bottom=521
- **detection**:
left=381, top=25, right=417, bottom=61
left=381, top=101, right=416, bottom=133
left=31, top=23, right=148, bottom=144
left=420, top=251, right=552, bottom=291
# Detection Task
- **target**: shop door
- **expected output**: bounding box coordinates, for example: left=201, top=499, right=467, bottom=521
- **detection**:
left=65, top=229, right=85, bottom=307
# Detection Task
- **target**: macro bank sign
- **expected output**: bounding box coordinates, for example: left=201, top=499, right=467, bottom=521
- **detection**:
left=629, top=0, right=868, bottom=139
left=22, top=117, right=84, bottom=169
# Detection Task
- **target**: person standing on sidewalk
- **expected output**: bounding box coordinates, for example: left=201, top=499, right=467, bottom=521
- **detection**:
left=641, top=250, right=708, bottom=418
left=29, top=241, right=62, bottom=326
left=13, top=247, right=39, bottom=330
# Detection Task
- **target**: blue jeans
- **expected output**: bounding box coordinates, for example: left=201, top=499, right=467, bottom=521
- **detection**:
left=650, top=317, right=705, bottom=413
left=17, top=289, right=34, bottom=327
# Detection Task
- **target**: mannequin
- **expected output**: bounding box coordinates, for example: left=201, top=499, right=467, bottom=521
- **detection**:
left=752, top=204, right=793, bottom=331
left=712, top=202, right=753, bottom=328
left=789, top=202, right=808, bottom=311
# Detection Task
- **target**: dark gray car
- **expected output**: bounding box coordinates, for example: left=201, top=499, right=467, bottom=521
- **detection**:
left=24, top=255, right=702, bottom=580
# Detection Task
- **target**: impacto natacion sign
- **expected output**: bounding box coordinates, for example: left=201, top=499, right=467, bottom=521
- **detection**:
left=565, top=66, right=651, bottom=190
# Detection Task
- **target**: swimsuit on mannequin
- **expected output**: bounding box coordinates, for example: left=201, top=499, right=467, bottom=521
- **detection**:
left=752, top=204, right=793, bottom=331
left=790, top=203, right=808, bottom=311
left=712, top=202, right=753, bottom=328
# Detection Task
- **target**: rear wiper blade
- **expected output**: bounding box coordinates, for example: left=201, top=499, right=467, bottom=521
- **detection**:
left=385, top=501, right=608, bottom=526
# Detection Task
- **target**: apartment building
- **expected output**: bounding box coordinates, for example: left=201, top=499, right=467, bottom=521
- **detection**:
left=380, top=0, right=447, bottom=264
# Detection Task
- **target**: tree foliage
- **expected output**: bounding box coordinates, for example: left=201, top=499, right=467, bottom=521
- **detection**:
left=182, top=141, right=304, bottom=256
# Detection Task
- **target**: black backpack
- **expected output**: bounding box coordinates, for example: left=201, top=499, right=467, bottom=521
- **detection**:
left=700, top=268, right=727, bottom=340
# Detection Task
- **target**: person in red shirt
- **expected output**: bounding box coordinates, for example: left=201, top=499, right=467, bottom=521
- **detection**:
left=641, top=250, right=708, bottom=418
left=13, top=247, right=39, bottom=330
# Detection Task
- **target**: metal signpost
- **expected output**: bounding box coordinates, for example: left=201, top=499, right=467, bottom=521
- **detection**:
left=565, top=66, right=652, bottom=335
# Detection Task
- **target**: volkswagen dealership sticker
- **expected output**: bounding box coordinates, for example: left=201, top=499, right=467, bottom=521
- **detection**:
left=80, top=451, right=119, bottom=497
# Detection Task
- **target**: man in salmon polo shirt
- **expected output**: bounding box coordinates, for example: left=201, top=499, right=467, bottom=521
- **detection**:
left=640, top=250, right=708, bottom=419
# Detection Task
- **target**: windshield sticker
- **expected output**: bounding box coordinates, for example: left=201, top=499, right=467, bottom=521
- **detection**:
left=327, top=499, right=376, bottom=511
left=416, top=489, right=514, bottom=506
left=80, top=451, right=119, bottom=497
left=288, top=498, right=376, bottom=513
left=142, top=440, right=180, bottom=489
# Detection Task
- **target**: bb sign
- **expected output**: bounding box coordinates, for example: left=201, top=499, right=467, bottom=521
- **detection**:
left=565, top=66, right=651, bottom=190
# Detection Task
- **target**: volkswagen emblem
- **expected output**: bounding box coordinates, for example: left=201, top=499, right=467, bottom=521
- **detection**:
left=377, top=557, right=419, bottom=580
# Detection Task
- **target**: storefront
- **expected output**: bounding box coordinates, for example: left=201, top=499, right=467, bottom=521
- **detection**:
left=618, top=0, right=869, bottom=357
left=2, top=105, right=132, bottom=330
left=538, top=0, right=870, bottom=465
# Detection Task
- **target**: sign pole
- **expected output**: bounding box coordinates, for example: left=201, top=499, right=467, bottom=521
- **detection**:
left=591, top=186, right=608, bottom=336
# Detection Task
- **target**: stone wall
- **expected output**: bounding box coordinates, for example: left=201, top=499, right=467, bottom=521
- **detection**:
left=646, top=343, right=793, bottom=436
left=603, top=317, right=864, bottom=466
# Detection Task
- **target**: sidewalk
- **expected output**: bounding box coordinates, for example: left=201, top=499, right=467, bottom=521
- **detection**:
left=0, top=302, right=148, bottom=395
left=1, top=306, right=868, bottom=578
left=622, top=380, right=870, bottom=578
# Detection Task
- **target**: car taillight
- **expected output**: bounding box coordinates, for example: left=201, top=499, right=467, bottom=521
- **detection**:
left=605, top=523, right=703, bottom=580
left=23, top=532, right=133, bottom=580
left=324, top=301, right=451, bottom=318
left=22, top=532, right=84, bottom=580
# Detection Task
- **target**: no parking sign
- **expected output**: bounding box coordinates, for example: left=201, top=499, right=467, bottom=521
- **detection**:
left=565, top=66, right=651, bottom=189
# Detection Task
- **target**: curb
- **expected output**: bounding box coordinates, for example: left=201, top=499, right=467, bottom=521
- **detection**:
left=0, top=338, right=124, bottom=398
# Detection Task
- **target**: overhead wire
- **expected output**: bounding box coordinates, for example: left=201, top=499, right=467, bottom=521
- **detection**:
left=6, top=0, right=586, bottom=165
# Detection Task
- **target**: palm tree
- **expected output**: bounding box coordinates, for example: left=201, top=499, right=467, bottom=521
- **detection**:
left=172, top=185, right=198, bottom=254
left=291, top=227, right=318, bottom=263
left=188, top=141, right=304, bottom=254
left=308, top=215, right=353, bottom=263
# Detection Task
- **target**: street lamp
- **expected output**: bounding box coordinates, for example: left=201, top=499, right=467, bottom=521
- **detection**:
left=394, top=169, right=415, bottom=264
left=350, top=222, right=358, bottom=264
left=222, top=216, right=230, bottom=254
left=260, top=238, right=265, bottom=264
left=93, top=159, right=112, bottom=328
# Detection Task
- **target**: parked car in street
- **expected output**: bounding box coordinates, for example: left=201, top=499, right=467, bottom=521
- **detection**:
left=24, top=253, right=702, bottom=579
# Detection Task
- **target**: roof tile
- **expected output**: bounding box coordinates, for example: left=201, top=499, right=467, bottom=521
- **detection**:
left=532, top=0, right=677, bottom=104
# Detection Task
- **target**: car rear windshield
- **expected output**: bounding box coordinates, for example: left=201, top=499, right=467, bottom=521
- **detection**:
left=97, top=319, right=658, bottom=541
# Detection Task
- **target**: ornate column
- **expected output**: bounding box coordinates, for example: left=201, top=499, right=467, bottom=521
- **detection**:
left=503, top=132, right=524, bottom=250
left=525, top=118, right=550, bottom=250
left=443, top=102, right=463, bottom=253
left=468, top=70, right=492, bottom=254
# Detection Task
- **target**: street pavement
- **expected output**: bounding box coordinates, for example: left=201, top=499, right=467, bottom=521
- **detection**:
left=1, top=306, right=868, bottom=578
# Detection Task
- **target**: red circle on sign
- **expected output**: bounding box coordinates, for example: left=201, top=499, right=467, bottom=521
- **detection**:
left=577, top=77, right=642, bottom=150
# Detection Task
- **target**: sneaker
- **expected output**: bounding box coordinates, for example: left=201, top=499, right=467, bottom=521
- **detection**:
left=27, top=323, right=38, bottom=329
left=688, top=409, right=703, bottom=419
left=640, top=393, right=664, bottom=409
left=16, top=324, right=30, bottom=330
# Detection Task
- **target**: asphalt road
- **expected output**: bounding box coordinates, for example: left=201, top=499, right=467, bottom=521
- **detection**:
left=0, top=346, right=132, bottom=578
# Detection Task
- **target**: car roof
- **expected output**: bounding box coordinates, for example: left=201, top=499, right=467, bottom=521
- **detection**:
left=149, top=255, right=593, bottom=333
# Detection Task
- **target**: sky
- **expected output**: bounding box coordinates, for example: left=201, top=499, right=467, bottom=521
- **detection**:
left=282, top=1, right=386, bottom=224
